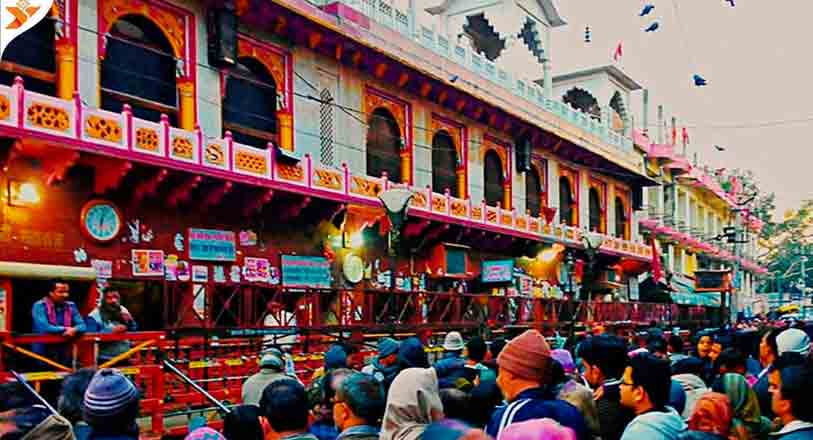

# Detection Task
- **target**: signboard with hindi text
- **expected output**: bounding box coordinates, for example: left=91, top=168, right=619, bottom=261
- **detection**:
left=188, top=229, right=236, bottom=261
left=481, top=260, right=514, bottom=283
left=281, top=255, right=331, bottom=288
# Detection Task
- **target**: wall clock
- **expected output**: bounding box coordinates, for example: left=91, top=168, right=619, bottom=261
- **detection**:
left=80, top=200, right=123, bottom=243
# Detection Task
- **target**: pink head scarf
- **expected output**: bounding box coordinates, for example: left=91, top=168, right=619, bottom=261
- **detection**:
left=497, top=418, right=577, bottom=440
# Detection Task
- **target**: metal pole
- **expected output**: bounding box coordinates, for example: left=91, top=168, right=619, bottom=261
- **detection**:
left=161, top=359, right=231, bottom=414
left=10, top=370, right=59, bottom=416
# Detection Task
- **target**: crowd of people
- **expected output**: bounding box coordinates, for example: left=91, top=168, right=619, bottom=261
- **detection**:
left=2, top=321, right=813, bottom=440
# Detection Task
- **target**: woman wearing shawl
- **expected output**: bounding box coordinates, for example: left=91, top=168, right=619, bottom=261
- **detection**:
left=686, top=392, right=734, bottom=440
left=380, top=368, right=444, bottom=440
left=498, top=418, right=578, bottom=440
left=711, top=373, right=773, bottom=440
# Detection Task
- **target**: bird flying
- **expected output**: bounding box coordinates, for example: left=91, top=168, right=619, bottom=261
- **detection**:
left=714, top=145, right=726, bottom=152
left=644, top=22, right=660, bottom=32
left=693, top=74, right=708, bottom=86
left=640, top=4, right=655, bottom=16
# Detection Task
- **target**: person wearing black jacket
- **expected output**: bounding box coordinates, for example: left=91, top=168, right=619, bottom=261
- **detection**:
left=578, top=335, right=634, bottom=440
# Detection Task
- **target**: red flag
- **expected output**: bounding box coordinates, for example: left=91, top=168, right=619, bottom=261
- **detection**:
left=671, top=126, right=677, bottom=146
left=613, top=42, right=623, bottom=61
left=651, top=238, right=663, bottom=283
left=682, top=127, right=689, bottom=145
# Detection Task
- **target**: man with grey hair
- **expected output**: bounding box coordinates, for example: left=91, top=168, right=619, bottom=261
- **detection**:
left=242, top=348, right=292, bottom=405
left=332, top=373, right=385, bottom=440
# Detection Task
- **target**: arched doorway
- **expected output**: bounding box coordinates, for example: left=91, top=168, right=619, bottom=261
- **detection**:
left=223, top=57, right=277, bottom=149
left=432, top=130, right=459, bottom=196
left=366, top=108, right=402, bottom=182
left=0, top=15, right=56, bottom=95
left=589, top=187, right=603, bottom=232
left=101, top=15, right=178, bottom=124
left=559, top=176, right=574, bottom=225
left=526, top=166, right=542, bottom=217
left=484, top=150, right=504, bottom=206
left=615, top=196, right=629, bottom=239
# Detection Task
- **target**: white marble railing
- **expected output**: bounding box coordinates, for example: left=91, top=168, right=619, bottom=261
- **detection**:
left=325, top=0, right=634, bottom=153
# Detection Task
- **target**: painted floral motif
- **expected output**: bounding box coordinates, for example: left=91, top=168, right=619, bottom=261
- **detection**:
left=235, top=150, right=267, bottom=175
left=205, top=143, right=225, bottom=166
left=171, top=136, right=194, bottom=159
left=277, top=163, right=304, bottom=182
left=135, top=128, right=159, bottom=152
left=27, top=102, right=69, bottom=131
left=85, top=115, right=122, bottom=142
left=313, top=169, right=342, bottom=190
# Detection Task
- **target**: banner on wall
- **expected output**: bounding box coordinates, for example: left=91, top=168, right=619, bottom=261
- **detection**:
left=188, top=229, right=237, bottom=262
left=132, top=250, right=165, bottom=277
left=244, top=257, right=271, bottom=283
left=481, top=260, right=514, bottom=283
left=281, top=255, right=331, bottom=288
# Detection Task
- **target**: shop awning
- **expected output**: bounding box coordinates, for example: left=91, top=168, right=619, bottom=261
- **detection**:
left=0, top=262, right=96, bottom=280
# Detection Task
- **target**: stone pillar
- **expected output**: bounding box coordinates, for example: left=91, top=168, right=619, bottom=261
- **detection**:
left=456, top=167, right=466, bottom=199
left=277, top=110, right=294, bottom=151
left=55, top=39, right=76, bottom=100
left=400, top=149, right=412, bottom=184
left=177, top=78, right=196, bottom=130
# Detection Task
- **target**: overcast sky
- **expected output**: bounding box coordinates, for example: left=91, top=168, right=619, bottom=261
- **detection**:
left=550, top=0, right=812, bottom=219
left=406, top=0, right=812, bottom=219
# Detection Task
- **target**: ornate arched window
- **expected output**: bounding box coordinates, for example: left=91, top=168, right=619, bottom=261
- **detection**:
left=559, top=176, right=574, bottom=225
left=223, top=57, right=277, bottom=149
left=615, top=196, right=629, bottom=239
left=562, top=88, right=600, bottom=121
left=610, top=91, right=627, bottom=133
left=101, top=15, right=177, bottom=124
left=366, top=108, right=402, bottom=182
left=589, top=187, right=603, bottom=232
left=484, top=150, right=504, bottom=206
left=0, top=14, right=56, bottom=95
left=526, top=166, right=542, bottom=217
left=432, top=130, right=458, bottom=195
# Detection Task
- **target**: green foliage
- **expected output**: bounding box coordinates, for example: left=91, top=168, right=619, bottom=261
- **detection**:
left=759, top=199, right=813, bottom=292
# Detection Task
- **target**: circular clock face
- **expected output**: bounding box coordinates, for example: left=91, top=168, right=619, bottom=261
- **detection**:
left=81, top=200, right=123, bottom=243
left=343, top=254, right=364, bottom=284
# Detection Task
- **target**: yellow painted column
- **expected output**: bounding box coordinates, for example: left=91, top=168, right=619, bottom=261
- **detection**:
left=456, top=167, right=466, bottom=199
left=277, top=110, right=293, bottom=151
left=503, top=182, right=512, bottom=211
left=400, top=149, right=412, bottom=184
left=55, top=39, right=75, bottom=100
left=177, top=78, right=195, bottom=130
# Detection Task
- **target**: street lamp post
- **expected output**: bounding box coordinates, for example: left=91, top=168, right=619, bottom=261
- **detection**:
left=582, top=231, right=606, bottom=322
left=379, top=188, right=414, bottom=291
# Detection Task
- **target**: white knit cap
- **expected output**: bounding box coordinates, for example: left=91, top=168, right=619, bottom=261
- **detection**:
left=777, top=328, right=811, bottom=357
left=443, top=331, right=465, bottom=351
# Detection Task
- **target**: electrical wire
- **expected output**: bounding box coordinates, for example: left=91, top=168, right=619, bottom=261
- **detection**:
left=11, top=19, right=667, bottom=183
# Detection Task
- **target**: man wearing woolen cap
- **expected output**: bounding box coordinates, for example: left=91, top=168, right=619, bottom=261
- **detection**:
left=242, top=349, right=294, bottom=406
left=485, top=329, right=589, bottom=440
left=82, top=368, right=141, bottom=439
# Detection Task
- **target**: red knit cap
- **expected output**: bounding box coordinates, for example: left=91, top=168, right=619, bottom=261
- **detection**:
left=497, top=330, right=552, bottom=382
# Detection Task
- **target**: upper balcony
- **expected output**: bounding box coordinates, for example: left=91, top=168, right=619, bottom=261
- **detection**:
left=0, top=78, right=653, bottom=262
left=311, top=0, right=635, bottom=156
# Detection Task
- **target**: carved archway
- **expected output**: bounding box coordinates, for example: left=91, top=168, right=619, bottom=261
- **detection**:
left=431, top=113, right=467, bottom=198
left=588, top=178, right=607, bottom=233
left=559, top=166, right=579, bottom=226
left=432, top=130, right=459, bottom=196
left=364, top=87, right=412, bottom=183
left=563, top=87, right=600, bottom=121
left=366, top=107, right=402, bottom=182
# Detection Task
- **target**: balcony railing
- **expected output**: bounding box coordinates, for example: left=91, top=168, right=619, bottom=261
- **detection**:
left=321, top=0, right=634, bottom=154
left=0, top=79, right=651, bottom=260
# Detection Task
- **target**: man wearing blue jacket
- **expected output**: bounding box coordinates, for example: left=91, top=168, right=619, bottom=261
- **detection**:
left=486, top=329, right=588, bottom=440
left=620, top=353, right=687, bottom=440
left=31, top=279, right=86, bottom=366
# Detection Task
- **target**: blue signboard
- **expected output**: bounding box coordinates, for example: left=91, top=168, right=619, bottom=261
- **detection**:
left=481, top=260, right=514, bottom=283
left=281, top=255, right=332, bottom=288
left=188, top=229, right=236, bottom=261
